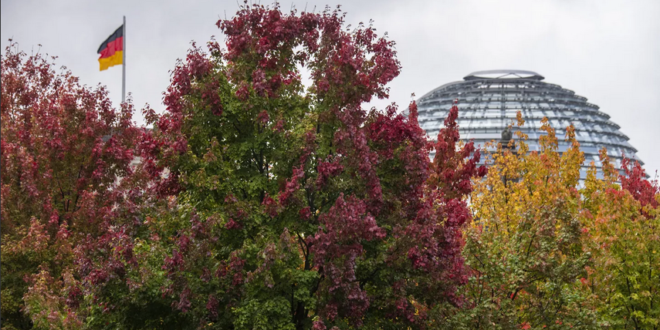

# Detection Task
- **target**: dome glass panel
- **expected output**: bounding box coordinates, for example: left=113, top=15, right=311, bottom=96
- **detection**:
left=415, top=70, right=644, bottom=180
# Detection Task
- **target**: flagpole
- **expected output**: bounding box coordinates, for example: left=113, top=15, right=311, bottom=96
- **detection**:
left=122, top=15, right=126, bottom=103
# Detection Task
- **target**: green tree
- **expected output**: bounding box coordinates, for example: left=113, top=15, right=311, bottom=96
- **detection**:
left=70, top=4, right=484, bottom=329
left=581, top=151, right=660, bottom=329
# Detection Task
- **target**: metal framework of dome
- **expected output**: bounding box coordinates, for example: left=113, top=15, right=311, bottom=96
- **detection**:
left=416, top=70, right=643, bottom=180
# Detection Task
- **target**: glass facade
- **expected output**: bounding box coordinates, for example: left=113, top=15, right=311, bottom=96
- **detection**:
left=416, top=70, right=644, bottom=180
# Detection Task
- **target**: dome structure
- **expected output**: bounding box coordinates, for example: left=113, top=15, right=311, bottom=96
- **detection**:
left=416, top=70, right=643, bottom=180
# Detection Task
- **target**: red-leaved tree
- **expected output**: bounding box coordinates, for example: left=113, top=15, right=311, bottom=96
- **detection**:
left=0, top=42, right=144, bottom=329
left=66, top=4, right=486, bottom=329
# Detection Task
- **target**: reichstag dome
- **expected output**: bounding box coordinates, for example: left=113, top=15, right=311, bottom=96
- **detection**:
left=416, top=70, right=643, bottom=180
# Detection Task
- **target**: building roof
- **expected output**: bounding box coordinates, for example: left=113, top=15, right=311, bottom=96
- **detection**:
left=415, top=70, right=644, bottom=180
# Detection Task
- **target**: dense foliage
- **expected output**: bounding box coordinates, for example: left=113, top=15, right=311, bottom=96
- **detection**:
left=440, top=116, right=596, bottom=329
left=52, top=4, right=488, bottom=329
left=1, top=43, right=143, bottom=329
left=2, top=4, right=659, bottom=330
left=581, top=152, right=660, bottom=328
left=436, top=115, right=659, bottom=330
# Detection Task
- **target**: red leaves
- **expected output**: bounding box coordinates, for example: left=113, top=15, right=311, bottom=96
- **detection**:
left=365, top=102, right=430, bottom=204
left=333, top=105, right=383, bottom=213
left=256, top=109, right=269, bottom=124
left=299, top=207, right=312, bottom=220
left=225, top=219, right=242, bottom=230
left=162, top=249, right=185, bottom=274
left=1, top=42, right=148, bottom=325
left=65, top=283, right=83, bottom=309
left=367, top=103, right=426, bottom=160
left=278, top=166, right=305, bottom=206
left=310, top=194, right=385, bottom=260
left=235, top=82, right=249, bottom=101
left=316, top=156, right=344, bottom=188
left=262, top=193, right=278, bottom=217
left=312, top=320, right=327, bottom=330
left=251, top=69, right=268, bottom=96
left=227, top=255, right=246, bottom=286
left=74, top=225, right=138, bottom=290
left=377, top=100, right=486, bottom=312
left=219, top=2, right=400, bottom=106
left=308, top=194, right=385, bottom=325
left=620, top=157, right=659, bottom=216
left=174, top=287, right=192, bottom=313
left=201, top=78, right=223, bottom=116
left=429, top=100, right=487, bottom=199
left=206, top=295, right=219, bottom=320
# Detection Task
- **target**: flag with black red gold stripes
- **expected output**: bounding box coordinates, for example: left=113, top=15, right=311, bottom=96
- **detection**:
left=97, top=25, right=124, bottom=71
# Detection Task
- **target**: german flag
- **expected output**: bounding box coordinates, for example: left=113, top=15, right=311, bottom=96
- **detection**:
left=97, top=25, right=124, bottom=71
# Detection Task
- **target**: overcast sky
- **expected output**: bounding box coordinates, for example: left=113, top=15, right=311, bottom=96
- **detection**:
left=2, top=0, right=659, bottom=175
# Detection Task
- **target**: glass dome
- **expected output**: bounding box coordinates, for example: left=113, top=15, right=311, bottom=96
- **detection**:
left=416, top=70, right=644, bottom=180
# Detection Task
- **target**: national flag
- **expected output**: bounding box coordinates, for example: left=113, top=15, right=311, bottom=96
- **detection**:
left=97, top=25, right=124, bottom=71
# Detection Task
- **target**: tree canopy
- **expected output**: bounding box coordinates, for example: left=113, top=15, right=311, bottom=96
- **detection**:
left=1, top=4, right=658, bottom=330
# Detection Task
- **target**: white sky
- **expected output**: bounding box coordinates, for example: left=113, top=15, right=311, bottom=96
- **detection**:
left=2, top=0, right=659, bottom=175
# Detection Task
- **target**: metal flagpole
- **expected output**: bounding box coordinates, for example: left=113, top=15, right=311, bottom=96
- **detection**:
left=122, top=16, right=126, bottom=103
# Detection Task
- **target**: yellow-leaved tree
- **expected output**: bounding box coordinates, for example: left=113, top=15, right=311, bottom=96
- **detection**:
left=436, top=114, right=598, bottom=329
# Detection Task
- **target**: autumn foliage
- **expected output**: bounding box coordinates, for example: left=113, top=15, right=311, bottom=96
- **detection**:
left=2, top=3, right=659, bottom=330
left=105, top=3, right=485, bottom=328
left=435, top=115, right=659, bottom=329
left=1, top=43, right=144, bottom=328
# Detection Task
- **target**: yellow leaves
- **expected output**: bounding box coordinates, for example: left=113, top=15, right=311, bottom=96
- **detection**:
left=564, top=124, right=578, bottom=144
left=516, top=111, right=525, bottom=127
left=598, top=148, right=619, bottom=183
left=468, top=114, right=660, bottom=327
left=410, top=298, right=427, bottom=318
